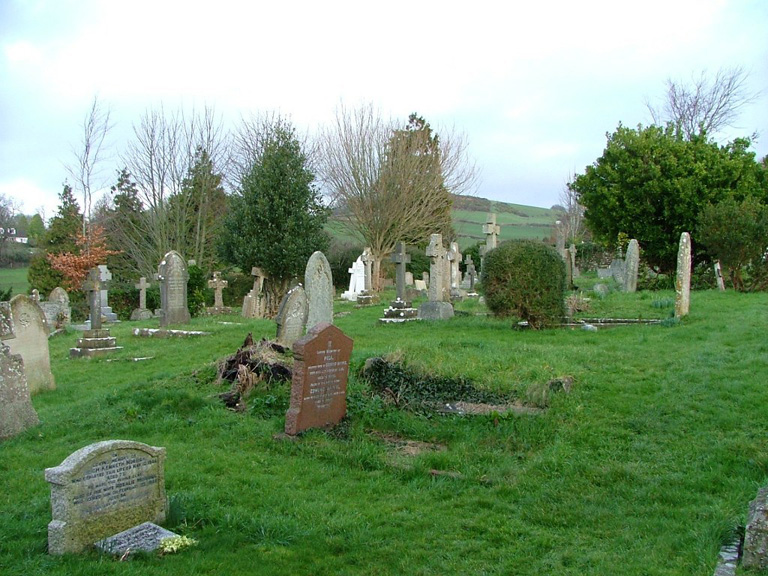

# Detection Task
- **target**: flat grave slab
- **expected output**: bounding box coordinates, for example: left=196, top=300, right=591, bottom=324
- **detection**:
left=95, top=522, right=178, bottom=556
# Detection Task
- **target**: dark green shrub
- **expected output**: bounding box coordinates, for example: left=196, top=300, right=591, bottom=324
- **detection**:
left=481, top=240, right=566, bottom=328
left=187, top=264, right=209, bottom=317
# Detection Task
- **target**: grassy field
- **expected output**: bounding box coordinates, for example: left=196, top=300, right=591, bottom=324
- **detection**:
left=1, top=285, right=767, bottom=575
left=0, top=266, right=30, bottom=296
left=329, top=199, right=559, bottom=250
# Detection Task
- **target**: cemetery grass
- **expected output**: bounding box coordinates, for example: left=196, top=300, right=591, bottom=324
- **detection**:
left=2, top=291, right=768, bottom=575
left=0, top=266, right=30, bottom=297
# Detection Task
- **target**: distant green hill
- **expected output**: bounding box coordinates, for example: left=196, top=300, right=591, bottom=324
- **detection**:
left=328, top=195, right=560, bottom=250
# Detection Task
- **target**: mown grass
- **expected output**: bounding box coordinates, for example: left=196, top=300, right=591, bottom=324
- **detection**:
left=1, top=289, right=767, bottom=575
left=0, top=266, right=30, bottom=297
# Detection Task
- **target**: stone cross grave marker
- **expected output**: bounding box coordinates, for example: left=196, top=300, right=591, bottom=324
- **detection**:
left=206, top=271, right=230, bottom=314
left=275, top=285, right=308, bottom=348
left=464, top=254, right=477, bottom=292
left=82, top=267, right=103, bottom=330
left=304, top=251, right=334, bottom=331
left=0, top=301, right=39, bottom=441
left=624, top=239, right=639, bottom=292
left=675, top=232, right=692, bottom=318
left=361, top=247, right=373, bottom=292
left=5, top=294, right=55, bottom=394
left=418, top=234, right=454, bottom=320
left=391, top=242, right=411, bottom=301
left=285, top=323, right=353, bottom=436
left=130, top=277, right=153, bottom=321
left=341, top=256, right=365, bottom=301
left=97, top=265, right=117, bottom=322
left=243, top=267, right=268, bottom=319
left=483, top=213, right=500, bottom=250
left=45, top=440, right=167, bottom=555
left=157, top=251, right=190, bottom=327
left=136, top=277, right=150, bottom=310
left=569, top=243, right=579, bottom=277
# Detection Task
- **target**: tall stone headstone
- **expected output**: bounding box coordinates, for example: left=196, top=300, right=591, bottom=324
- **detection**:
left=357, top=247, right=378, bottom=306
left=447, top=242, right=463, bottom=300
left=206, top=271, right=232, bottom=315
left=341, top=256, right=365, bottom=301
left=131, top=277, right=153, bottom=321
left=275, top=285, right=308, bottom=348
left=83, top=267, right=103, bottom=330
left=304, top=251, right=334, bottom=331
left=157, top=251, right=190, bottom=327
left=418, top=234, right=454, bottom=320
left=45, top=440, right=167, bottom=555
left=623, top=239, right=640, bottom=293
left=5, top=294, right=55, bottom=394
left=480, top=213, right=500, bottom=275
left=391, top=242, right=411, bottom=301
left=242, top=267, right=268, bottom=319
left=564, top=247, right=574, bottom=288
left=0, top=301, right=39, bottom=441
left=675, top=232, right=692, bottom=318
left=569, top=243, right=579, bottom=278
left=464, top=254, right=478, bottom=294
left=285, top=323, right=353, bottom=436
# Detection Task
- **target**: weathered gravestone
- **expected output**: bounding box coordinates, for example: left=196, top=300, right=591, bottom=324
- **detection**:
left=391, top=242, right=411, bottom=301
left=45, top=440, right=167, bottom=555
left=714, top=260, right=726, bottom=291
left=0, top=301, right=39, bottom=440
left=242, top=267, right=268, bottom=319
left=341, top=256, right=365, bottom=301
left=463, top=254, right=478, bottom=295
left=623, top=239, right=640, bottom=293
left=41, top=287, right=71, bottom=329
left=5, top=294, right=55, bottom=394
left=70, top=268, right=123, bottom=358
left=381, top=242, right=418, bottom=323
left=130, top=277, right=153, bottom=321
left=304, top=251, right=334, bottom=331
left=480, top=213, right=500, bottom=275
left=157, top=251, right=190, bottom=327
left=357, top=247, right=379, bottom=306
left=285, top=323, right=353, bottom=435
left=95, top=521, right=178, bottom=556
left=564, top=247, right=574, bottom=288
left=418, top=234, right=454, bottom=320
left=97, top=265, right=118, bottom=322
left=447, top=242, right=463, bottom=301
left=206, top=271, right=232, bottom=315
left=569, top=243, right=579, bottom=278
left=275, top=285, right=308, bottom=348
left=675, top=232, right=691, bottom=318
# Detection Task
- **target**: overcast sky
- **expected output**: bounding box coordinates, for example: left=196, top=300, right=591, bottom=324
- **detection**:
left=1, top=0, right=766, bottom=220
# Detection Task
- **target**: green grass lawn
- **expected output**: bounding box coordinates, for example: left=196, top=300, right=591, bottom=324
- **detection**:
left=0, top=266, right=30, bottom=297
left=2, top=289, right=767, bottom=575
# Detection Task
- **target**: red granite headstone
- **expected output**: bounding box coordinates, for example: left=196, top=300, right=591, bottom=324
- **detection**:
left=285, top=323, right=353, bottom=435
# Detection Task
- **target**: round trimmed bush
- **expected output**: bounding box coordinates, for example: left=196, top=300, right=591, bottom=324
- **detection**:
left=481, top=240, right=566, bottom=328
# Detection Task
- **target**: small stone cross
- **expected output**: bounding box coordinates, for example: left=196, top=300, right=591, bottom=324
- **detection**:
left=208, top=271, right=228, bottom=309
left=464, top=254, right=476, bottom=290
left=135, top=277, right=150, bottom=310
left=426, top=234, right=446, bottom=302
left=82, top=267, right=102, bottom=329
left=482, top=213, right=500, bottom=250
left=390, top=242, right=411, bottom=300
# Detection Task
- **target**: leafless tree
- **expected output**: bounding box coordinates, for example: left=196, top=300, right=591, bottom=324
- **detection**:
left=318, top=103, right=477, bottom=289
left=117, top=105, right=229, bottom=275
left=67, top=96, right=113, bottom=237
left=647, top=66, right=759, bottom=139
left=561, top=174, right=585, bottom=243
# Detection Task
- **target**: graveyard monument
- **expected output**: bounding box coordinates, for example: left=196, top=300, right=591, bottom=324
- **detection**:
left=304, top=251, right=334, bottom=331
left=341, top=255, right=365, bottom=302
left=623, top=239, right=640, bottom=293
left=41, top=287, right=71, bottom=329
left=675, top=232, right=692, bottom=318
left=285, top=323, right=353, bottom=435
left=0, top=301, right=39, bottom=440
left=242, top=267, right=268, bottom=319
left=45, top=440, right=168, bottom=555
left=97, top=265, right=118, bottom=322
left=130, top=277, right=153, bottom=321
left=70, top=268, right=123, bottom=357
left=275, top=285, right=308, bottom=348
left=418, top=234, right=454, bottom=320
left=4, top=294, right=55, bottom=394
left=381, top=242, right=418, bottom=323
left=206, top=271, right=232, bottom=315
left=157, top=250, right=191, bottom=327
